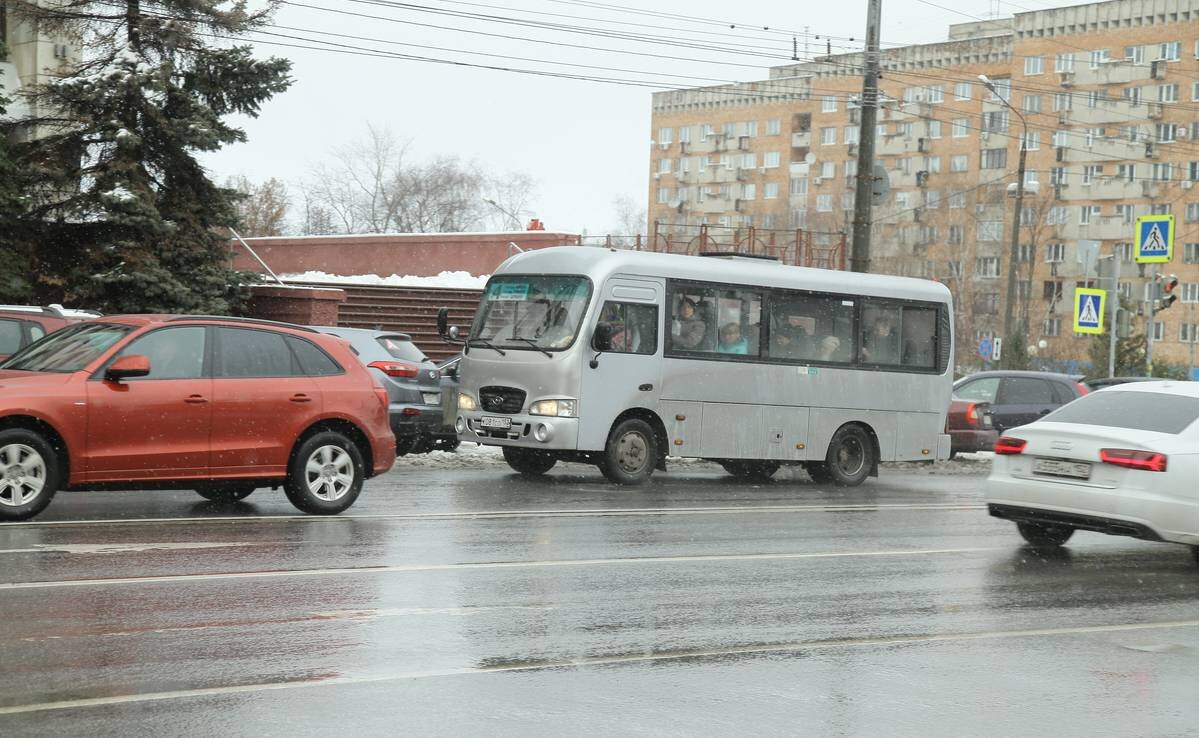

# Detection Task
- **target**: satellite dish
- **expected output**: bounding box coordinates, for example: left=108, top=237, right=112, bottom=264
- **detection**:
left=803, top=152, right=817, bottom=165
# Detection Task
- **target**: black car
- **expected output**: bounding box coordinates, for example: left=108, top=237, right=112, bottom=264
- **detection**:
left=952, top=370, right=1089, bottom=434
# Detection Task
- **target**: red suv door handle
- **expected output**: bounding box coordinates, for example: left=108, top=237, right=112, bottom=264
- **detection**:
left=184, top=395, right=208, bottom=405
left=290, top=394, right=312, bottom=403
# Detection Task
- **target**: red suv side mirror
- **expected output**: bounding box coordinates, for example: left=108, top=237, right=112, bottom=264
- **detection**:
left=106, top=355, right=151, bottom=381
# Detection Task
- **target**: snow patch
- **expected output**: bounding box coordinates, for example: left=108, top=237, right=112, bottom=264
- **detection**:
left=101, top=185, right=137, bottom=202
left=282, top=270, right=489, bottom=289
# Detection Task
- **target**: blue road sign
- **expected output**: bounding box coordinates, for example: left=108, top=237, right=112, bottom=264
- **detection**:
left=1135, top=214, right=1174, bottom=263
left=978, top=338, right=993, bottom=360
left=1074, top=288, right=1105, bottom=334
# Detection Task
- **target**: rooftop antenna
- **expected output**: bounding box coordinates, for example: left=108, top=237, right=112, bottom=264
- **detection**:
left=792, top=35, right=799, bottom=61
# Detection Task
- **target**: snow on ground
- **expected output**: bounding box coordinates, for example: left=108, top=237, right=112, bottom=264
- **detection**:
left=394, top=443, right=993, bottom=475
left=281, top=271, right=489, bottom=289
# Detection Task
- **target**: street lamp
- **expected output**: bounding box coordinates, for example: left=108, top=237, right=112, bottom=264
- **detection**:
left=483, top=198, right=524, bottom=231
left=979, top=74, right=1028, bottom=368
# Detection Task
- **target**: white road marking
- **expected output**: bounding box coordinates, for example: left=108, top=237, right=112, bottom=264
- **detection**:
left=1, top=502, right=985, bottom=528
left=1, top=618, right=1196, bottom=715
left=0, top=546, right=997, bottom=591
left=0, top=542, right=260, bottom=555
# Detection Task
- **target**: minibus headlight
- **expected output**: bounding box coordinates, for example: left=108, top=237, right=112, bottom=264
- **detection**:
left=530, top=399, right=577, bottom=417
left=457, top=392, right=479, bottom=411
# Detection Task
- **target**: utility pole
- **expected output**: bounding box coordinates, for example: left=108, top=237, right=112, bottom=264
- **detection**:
left=1107, top=250, right=1119, bottom=378
left=849, top=0, right=882, bottom=274
left=1146, top=266, right=1158, bottom=373
left=980, top=74, right=1027, bottom=368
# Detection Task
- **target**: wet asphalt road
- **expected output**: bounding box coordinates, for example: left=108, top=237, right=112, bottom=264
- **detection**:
left=3, top=459, right=1199, bottom=737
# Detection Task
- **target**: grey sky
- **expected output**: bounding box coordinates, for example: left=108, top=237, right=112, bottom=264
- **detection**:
left=202, top=0, right=1078, bottom=236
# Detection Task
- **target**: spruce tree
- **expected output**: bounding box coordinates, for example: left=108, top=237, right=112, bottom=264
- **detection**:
left=14, top=0, right=291, bottom=313
left=0, top=46, right=34, bottom=302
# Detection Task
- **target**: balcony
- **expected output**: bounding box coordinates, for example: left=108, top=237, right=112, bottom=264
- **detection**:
left=876, top=135, right=917, bottom=156
left=695, top=166, right=741, bottom=185
left=1065, top=177, right=1158, bottom=200
left=695, top=197, right=735, bottom=214
left=1061, top=99, right=1151, bottom=126
left=1059, top=137, right=1145, bottom=163
left=791, top=131, right=811, bottom=148
left=1065, top=60, right=1154, bottom=87
left=889, top=168, right=918, bottom=188
left=688, top=134, right=729, bottom=155
left=1061, top=215, right=1133, bottom=241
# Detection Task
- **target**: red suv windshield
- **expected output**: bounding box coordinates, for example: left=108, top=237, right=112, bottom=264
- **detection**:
left=1, top=322, right=132, bottom=373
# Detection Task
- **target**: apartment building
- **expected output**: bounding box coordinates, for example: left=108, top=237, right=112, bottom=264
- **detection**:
left=0, top=1, right=80, bottom=137
left=650, top=0, right=1199, bottom=373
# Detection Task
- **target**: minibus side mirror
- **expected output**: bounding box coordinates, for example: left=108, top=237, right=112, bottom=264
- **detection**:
left=448, top=326, right=460, bottom=340
left=592, top=323, right=614, bottom=353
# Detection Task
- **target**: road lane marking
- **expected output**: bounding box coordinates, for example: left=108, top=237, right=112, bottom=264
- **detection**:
left=2, top=502, right=985, bottom=528
left=0, top=547, right=998, bottom=591
left=0, top=542, right=261, bottom=555
left=1, top=617, right=1197, bottom=715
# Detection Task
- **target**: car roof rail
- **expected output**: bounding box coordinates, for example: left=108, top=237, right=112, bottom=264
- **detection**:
left=0, top=304, right=65, bottom=317
left=163, top=315, right=319, bottom=333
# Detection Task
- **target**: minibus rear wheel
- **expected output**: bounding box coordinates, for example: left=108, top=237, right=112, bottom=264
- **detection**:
left=598, top=418, right=658, bottom=485
left=808, top=424, right=873, bottom=487
left=503, top=446, right=557, bottom=476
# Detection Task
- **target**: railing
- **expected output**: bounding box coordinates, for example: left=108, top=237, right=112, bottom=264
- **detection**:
left=576, top=223, right=848, bottom=270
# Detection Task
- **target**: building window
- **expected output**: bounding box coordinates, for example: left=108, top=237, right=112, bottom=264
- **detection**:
left=657, top=188, right=670, bottom=204
left=895, top=192, right=910, bottom=210
left=723, top=122, right=736, bottom=137
left=927, top=85, right=944, bottom=103
left=822, top=96, right=838, bottom=113
left=841, top=192, right=853, bottom=210
left=1116, top=164, right=1135, bottom=182
left=925, top=190, right=940, bottom=209
left=1054, top=53, right=1075, bottom=73
left=926, top=156, right=941, bottom=173
left=742, top=184, right=756, bottom=200
left=1024, top=56, right=1044, bottom=75
left=1022, top=131, right=1040, bottom=151
left=976, top=257, right=1000, bottom=278
left=1186, top=243, right=1199, bottom=263
left=1125, top=45, right=1145, bottom=64
left=1045, top=243, right=1065, bottom=262
left=1018, top=243, right=1034, bottom=262
left=1152, top=321, right=1164, bottom=342
left=844, top=159, right=858, bottom=178
left=658, top=158, right=672, bottom=174
left=1183, top=284, right=1199, bottom=303
left=764, top=182, right=779, bottom=199
left=658, top=128, right=673, bottom=145
left=790, top=177, right=807, bottom=196
left=844, top=126, right=860, bottom=144
left=820, top=127, right=836, bottom=145
left=1159, top=84, right=1179, bottom=103
left=927, top=120, right=942, bottom=139
left=896, top=157, right=912, bottom=175
left=1089, top=49, right=1110, bottom=68
left=1186, top=204, right=1199, bottom=223
left=948, top=225, right=963, bottom=245
left=820, top=161, right=835, bottom=179
left=1114, top=204, right=1134, bottom=224
left=981, top=149, right=1007, bottom=169
left=948, top=261, right=963, bottom=277
left=954, top=81, right=971, bottom=100
left=1156, top=123, right=1177, bottom=143
left=1152, top=204, right=1171, bottom=216
left=1053, top=92, right=1073, bottom=112
left=949, top=192, right=966, bottom=209
left=1023, top=95, right=1042, bottom=114
left=816, top=195, right=833, bottom=212
left=678, top=127, right=691, bottom=144
left=1043, top=318, right=1061, bottom=337
left=952, top=118, right=969, bottom=138
left=1124, top=86, right=1142, bottom=105
left=1082, top=164, right=1102, bottom=184
left=950, top=155, right=969, bottom=172
left=1047, top=207, right=1068, bottom=225
left=1151, top=162, right=1174, bottom=181
left=1043, top=281, right=1064, bottom=301
left=1158, top=41, right=1181, bottom=61
left=1181, top=324, right=1199, bottom=343
left=982, top=110, right=1009, bottom=133
left=766, top=118, right=781, bottom=136
left=978, top=222, right=1003, bottom=242
left=742, top=121, right=758, bottom=137
left=763, top=151, right=781, bottom=168
left=742, top=153, right=757, bottom=169
left=1115, top=243, right=1133, bottom=263
left=1079, top=205, right=1100, bottom=225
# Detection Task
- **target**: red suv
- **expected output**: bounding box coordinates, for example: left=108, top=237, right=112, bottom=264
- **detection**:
left=0, top=316, right=396, bottom=521
left=0, top=305, right=95, bottom=361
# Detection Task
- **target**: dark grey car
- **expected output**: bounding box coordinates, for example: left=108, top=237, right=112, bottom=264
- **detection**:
left=311, top=326, right=458, bottom=454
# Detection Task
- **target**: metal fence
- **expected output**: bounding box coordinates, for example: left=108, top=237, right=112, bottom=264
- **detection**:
left=574, top=223, right=848, bottom=271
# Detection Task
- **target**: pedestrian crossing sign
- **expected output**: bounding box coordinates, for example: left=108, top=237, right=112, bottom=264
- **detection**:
left=1135, top=214, right=1174, bottom=263
left=1073, top=287, right=1105, bottom=334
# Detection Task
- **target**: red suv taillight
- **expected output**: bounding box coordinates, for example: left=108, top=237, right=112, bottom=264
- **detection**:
left=994, top=437, right=1027, bottom=455
left=1099, top=448, right=1167, bottom=472
left=1075, top=382, right=1090, bottom=396
left=369, top=361, right=420, bottom=378
left=964, top=402, right=980, bottom=428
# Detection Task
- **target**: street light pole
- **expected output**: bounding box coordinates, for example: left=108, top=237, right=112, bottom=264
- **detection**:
left=980, top=75, right=1027, bottom=369
left=483, top=198, right=523, bottom=231
left=849, top=0, right=882, bottom=274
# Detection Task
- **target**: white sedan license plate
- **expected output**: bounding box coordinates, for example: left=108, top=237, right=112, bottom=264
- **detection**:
left=422, top=393, right=441, bottom=405
left=1032, top=458, right=1091, bottom=480
left=480, top=416, right=513, bottom=430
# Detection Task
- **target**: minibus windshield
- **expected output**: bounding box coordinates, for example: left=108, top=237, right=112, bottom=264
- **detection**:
left=471, top=276, right=592, bottom=351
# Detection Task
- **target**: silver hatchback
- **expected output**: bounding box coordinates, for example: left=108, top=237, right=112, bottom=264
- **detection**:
left=311, top=326, right=458, bottom=454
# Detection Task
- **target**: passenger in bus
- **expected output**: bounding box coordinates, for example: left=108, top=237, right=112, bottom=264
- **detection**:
left=718, top=322, right=749, bottom=354
left=771, top=320, right=812, bottom=359
left=860, top=314, right=900, bottom=364
left=814, top=335, right=843, bottom=362
left=671, top=296, right=707, bottom=350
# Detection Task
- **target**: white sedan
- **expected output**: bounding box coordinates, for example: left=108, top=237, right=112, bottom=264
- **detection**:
left=984, top=380, right=1199, bottom=564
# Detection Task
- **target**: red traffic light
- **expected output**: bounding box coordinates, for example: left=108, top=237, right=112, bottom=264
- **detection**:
left=1163, top=274, right=1179, bottom=294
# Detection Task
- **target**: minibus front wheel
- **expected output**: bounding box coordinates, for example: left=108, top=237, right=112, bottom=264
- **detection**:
left=503, top=447, right=558, bottom=476
left=598, top=418, right=658, bottom=485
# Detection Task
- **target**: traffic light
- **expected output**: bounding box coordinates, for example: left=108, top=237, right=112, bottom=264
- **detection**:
left=1158, top=274, right=1180, bottom=310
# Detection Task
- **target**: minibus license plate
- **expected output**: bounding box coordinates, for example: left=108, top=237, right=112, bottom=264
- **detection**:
left=480, top=416, right=512, bottom=430
left=1032, top=458, right=1091, bottom=479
